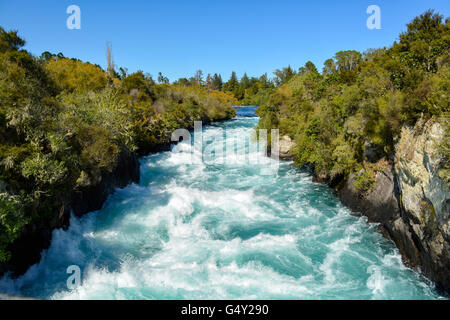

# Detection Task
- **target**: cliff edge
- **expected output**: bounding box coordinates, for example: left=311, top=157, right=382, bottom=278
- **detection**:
left=339, top=117, right=449, bottom=293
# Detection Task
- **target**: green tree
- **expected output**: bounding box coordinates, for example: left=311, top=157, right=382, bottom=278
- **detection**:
left=273, top=66, right=296, bottom=86
left=240, top=73, right=250, bottom=89
left=223, top=71, right=239, bottom=92
left=157, top=72, right=169, bottom=84
left=194, top=69, right=204, bottom=86
left=299, top=61, right=318, bottom=75
left=395, top=10, right=449, bottom=72
left=322, top=58, right=336, bottom=75
left=0, top=27, right=25, bottom=52
left=212, top=73, right=223, bottom=91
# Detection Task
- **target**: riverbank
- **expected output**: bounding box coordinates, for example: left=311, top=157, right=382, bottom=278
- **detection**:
left=0, top=113, right=235, bottom=279
left=338, top=117, right=449, bottom=294
left=277, top=116, right=449, bottom=294
left=0, top=107, right=441, bottom=299
left=253, top=11, right=449, bottom=294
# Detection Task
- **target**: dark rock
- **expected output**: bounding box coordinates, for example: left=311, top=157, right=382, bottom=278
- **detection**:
left=364, top=138, right=384, bottom=163
left=337, top=163, right=450, bottom=294
left=71, top=151, right=140, bottom=216
left=339, top=166, right=401, bottom=223
left=0, top=116, right=236, bottom=279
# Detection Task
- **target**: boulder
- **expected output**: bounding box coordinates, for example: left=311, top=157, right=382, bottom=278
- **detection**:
left=278, top=135, right=296, bottom=160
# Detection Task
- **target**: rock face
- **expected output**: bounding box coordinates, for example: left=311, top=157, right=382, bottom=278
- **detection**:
left=339, top=118, right=450, bottom=293
left=70, top=151, right=140, bottom=216
left=278, top=135, right=296, bottom=160
left=364, top=138, right=384, bottom=163
left=393, top=118, right=450, bottom=292
left=339, top=166, right=401, bottom=225
left=0, top=151, right=140, bottom=277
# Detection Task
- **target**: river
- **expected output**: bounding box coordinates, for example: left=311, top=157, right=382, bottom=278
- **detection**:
left=0, top=107, right=442, bottom=299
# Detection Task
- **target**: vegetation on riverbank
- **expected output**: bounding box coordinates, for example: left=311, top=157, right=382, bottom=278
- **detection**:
left=0, top=10, right=448, bottom=267
left=255, top=10, right=449, bottom=185
left=0, top=29, right=236, bottom=262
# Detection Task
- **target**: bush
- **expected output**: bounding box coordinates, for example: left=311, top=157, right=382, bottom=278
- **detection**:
left=353, top=170, right=375, bottom=192
left=0, top=27, right=237, bottom=262
left=257, top=11, right=449, bottom=185
left=0, top=193, right=30, bottom=262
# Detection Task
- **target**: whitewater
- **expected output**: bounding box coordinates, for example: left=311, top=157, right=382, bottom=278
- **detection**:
left=0, top=107, right=443, bottom=299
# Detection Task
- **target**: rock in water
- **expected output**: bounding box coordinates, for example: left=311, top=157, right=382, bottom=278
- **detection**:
left=278, top=135, right=296, bottom=160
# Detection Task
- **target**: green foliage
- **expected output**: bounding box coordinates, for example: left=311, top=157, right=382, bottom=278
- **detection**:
left=0, top=193, right=30, bottom=262
left=45, top=58, right=108, bottom=93
left=0, top=27, right=25, bottom=53
left=353, top=170, right=375, bottom=192
left=273, top=66, right=296, bottom=86
left=21, top=153, right=67, bottom=186
left=0, top=27, right=236, bottom=262
left=257, top=11, right=449, bottom=185
left=396, top=10, right=449, bottom=73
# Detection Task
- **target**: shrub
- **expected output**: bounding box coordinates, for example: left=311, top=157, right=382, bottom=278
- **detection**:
left=353, top=170, right=375, bottom=192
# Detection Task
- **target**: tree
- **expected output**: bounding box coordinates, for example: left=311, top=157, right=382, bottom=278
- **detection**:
left=194, top=69, right=204, bottom=86
left=259, top=73, right=272, bottom=89
left=106, top=42, right=115, bottom=78
left=223, top=71, right=239, bottom=92
left=396, top=10, right=449, bottom=72
left=0, top=27, right=25, bottom=52
left=212, top=73, right=223, bottom=91
left=119, top=67, right=128, bottom=80
left=45, top=58, right=108, bottom=92
left=323, top=58, right=336, bottom=75
left=157, top=72, right=169, bottom=84
left=299, top=61, right=319, bottom=75
left=334, top=50, right=362, bottom=71
left=240, top=73, right=250, bottom=89
left=40, top=51, right=54, bottom=62
left=205, top=73, right=213, bottom=91
left=174, top=77, right=192, bottom=86
left=273, top=66, right=296, bottom=86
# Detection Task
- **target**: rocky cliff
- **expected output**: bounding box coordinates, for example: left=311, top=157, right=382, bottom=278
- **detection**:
left=276, top=116, right=449, bottom=293
left=339, top=117, right=450, bottom=293
left=393, top=118, right=449, bottom=292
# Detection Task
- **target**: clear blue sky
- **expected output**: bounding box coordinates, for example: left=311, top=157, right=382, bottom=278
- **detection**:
left=1, top=0, right=449, bottom=81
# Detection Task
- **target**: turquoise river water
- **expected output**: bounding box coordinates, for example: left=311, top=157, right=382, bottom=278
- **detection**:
left=0, top=107, right=444, bottom=299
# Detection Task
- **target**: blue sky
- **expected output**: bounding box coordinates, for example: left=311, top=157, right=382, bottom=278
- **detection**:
left=1, top=0, right=449, bottom=81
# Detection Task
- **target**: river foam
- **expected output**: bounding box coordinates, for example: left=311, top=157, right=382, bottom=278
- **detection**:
left=0, top=107, right=443, bottom=300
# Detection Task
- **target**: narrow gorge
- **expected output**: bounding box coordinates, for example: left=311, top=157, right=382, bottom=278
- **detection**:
left=0, top=108, right=444, bottom=299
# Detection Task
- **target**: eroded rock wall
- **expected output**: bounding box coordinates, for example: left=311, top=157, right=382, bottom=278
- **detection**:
left=339, top=117, right=449, bottom=293
left=393, top=118, right=450, bottom=292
